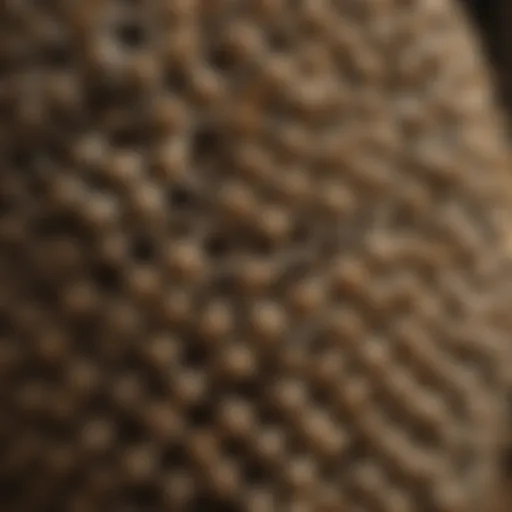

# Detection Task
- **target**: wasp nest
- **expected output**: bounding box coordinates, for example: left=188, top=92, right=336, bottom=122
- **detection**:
left=0, top=1, right=511, bottom=511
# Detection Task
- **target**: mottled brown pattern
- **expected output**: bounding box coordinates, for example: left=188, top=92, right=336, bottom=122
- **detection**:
left=0, top=1, right=511, bottom=511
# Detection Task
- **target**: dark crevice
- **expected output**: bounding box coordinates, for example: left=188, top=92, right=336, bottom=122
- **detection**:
left=165, top=69, right=188, bottom=93
left=31, top=213, right=84, bottom=239
left=93, top=263, right=122, bottom=292
left=161, top=445, right=186, bottom=469
left=459, top=0, right=510, bottom=110
left=190, top=495, right=240, bottom=512
left=188, top=403, right=214, bottom=427
left=121, top=485, right=161, bottom=509
left=205, top=234, right=231, bottom=259
left=168, top=186, right=195, bottom=209
left=209, top=47, right=237, bottom=72
left=116, top=23, right=147, bottom=49
left=192, top=125, right=222, bottom=161
left=130, top=235, right=155, bottom=263
left=46, top=43, right=73, bottom=69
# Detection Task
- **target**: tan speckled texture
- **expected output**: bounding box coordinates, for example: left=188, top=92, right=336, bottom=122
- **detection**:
left=0, top=1, right=511, bottom=511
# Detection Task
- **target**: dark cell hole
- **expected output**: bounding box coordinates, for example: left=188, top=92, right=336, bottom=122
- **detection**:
left=10, top=148, right=34, bottom=170
left=231, top=380, right=259, bottom=401
left=88, top=81, right=133, bottom=113
left=209, top=46, right=237, bottom=72
left=73, top=323, right=100, bottom=358
left=215, top=273, right=236, bottom=295
left=117, top=416, right=145, bottom=444
left=192, top=125, right=221, bottom=160
left=165, top=68, right=188, bottom=92
left=31, top=213, right=82, bottom=238
left=110, top=128, right=142, bottom=149
left=168, top=185, right=194, bottom=209
left=46, top=43, right=72, bottom=68
left=291, top=221, right=310, bottom=244
left=244, top=461, right=267, bottom=485
left=130, top=235, right=155, bottom=262
left=268, top=30, right=291, bottom=51
left=249, top=235, right=273, bottom=256
left=122, top=485, right=161, bottom=509
left=43, top=504, right=67, bottom=512
left=144, top=372, right=167, bottom=397
left=117, top=23, right=147, bottom=48
left=224, top=440, right=244, bottom=459
left=310, top=386, right=331, bottom=408
left=42, top=134, right=70, bottom=163
left=205, top=234, right=230, bottom=258
left=88, top=84, right=118, bottom=111
left=189, top=402, right=214, bottom=427
left=84, top=386, right=111, bottom=414
left=0, top=477, right=23, bottom=506
left=39, top=415, right=74, bottom=444
left=184, top=340, right=207, bottom=367
left=31, top=279, right=57, bottom=305
left=161, top=445, right=186, bottom=468
left=93, top=263, right=122, bottom=292
left=190, top=495, right=240, bottom=512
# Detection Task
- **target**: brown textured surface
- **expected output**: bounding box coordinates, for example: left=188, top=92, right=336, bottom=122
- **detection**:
left=0, top=1, right=511, bottom=511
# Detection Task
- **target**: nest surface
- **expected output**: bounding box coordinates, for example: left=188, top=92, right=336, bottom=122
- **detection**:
left=0, top=1, right=511, bottom=511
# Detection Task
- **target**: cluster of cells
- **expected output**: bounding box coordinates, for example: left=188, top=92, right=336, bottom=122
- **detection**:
left=0, top=0, right=511, bottom=511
